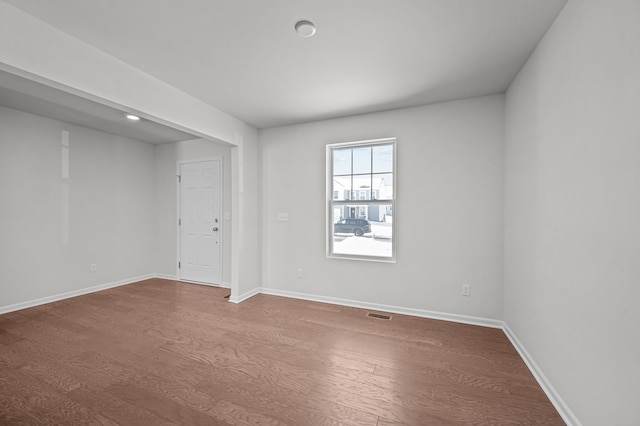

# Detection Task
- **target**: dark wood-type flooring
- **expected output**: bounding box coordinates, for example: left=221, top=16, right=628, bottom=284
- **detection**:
left=0, top=279, right=564, bottom=425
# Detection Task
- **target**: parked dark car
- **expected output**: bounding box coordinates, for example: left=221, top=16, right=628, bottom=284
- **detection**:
left=334, top=218, right=372, bottom=236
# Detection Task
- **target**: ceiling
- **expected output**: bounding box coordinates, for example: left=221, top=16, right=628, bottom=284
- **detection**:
left=1, top=0, right=567, bottom=131
left=0, top=70, right=196, bottom=144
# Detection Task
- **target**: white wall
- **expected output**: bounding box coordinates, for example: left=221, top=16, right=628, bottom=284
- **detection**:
left=260, top=95, right=504, bottom=319
left=233, top=136, right=262, bottom=298
left=154, top=139, right=232, bottom=285
left=504, top=1, right=640, bottom=424
left=0, top=107, right=155, bottom=307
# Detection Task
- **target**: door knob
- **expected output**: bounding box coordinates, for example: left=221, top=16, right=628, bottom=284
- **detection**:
left=213, top=227, right=219, bottom=231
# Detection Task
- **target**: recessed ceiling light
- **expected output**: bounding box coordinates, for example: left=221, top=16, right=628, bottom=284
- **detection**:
left=125, top=114, right=140, bottom=121
left=295, top=20, right=316, bottom=37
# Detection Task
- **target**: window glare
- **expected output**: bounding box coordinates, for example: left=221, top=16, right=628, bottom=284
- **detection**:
left=333, top=149, right=351, bottom=175
left=373, top=144, right=393, bottom=173
left=352, top=147, right=372, bottom=174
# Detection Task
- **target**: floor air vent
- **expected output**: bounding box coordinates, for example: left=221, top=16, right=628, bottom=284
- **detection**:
left=367, top=312, right=391, bottom=320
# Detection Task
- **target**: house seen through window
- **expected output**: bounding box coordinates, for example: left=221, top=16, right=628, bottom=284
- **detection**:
left=327, top=138, right=396, bottom=261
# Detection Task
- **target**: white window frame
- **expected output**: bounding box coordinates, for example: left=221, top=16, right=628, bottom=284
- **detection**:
left=326, top=137, right=396, bottom=262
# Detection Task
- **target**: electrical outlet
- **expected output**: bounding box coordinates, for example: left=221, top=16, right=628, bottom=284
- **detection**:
left=91, top=263, right=98, bottom=273
left=278, top=212, right=289, bottom=222
left=296, top=268, right=303, bottom=278
left=462, top=284, right=470, bottom=296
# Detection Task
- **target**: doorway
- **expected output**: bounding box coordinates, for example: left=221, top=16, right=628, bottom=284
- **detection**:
left=178, top=159, right=222, bottom=284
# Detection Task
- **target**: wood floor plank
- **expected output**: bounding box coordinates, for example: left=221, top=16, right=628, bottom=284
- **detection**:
left=66, top=384, right=175, bottom=426
left=247, top=340, right=378, bottom=375
left=105, top=382, right=223, bottom=425
left=0, top=328, right=25, bottom=345
left=0, top=278, right=564, bottom=424
left=208, top=400, right=288, bottom=426
left=19, top=362, right=83, bottom=394
left=196, top=374, right=378, bottom=426
left=161, top=337, right=315, bottom=395
left=0, top=369, right=98, bottom=424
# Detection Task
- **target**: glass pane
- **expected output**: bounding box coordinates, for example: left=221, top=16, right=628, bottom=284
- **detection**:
left=333, top=148, right=351, bottom=175
left=331, top=204, right=392, bottom=258
left=352, top=175, right=372, bottom=200
left=373, top=144, right=393, bottom=173
left=332, top=176, right=351, bottom=200
left=372, top=173, right=393, bottom=200
left=352, top=147, right=371, bottom=174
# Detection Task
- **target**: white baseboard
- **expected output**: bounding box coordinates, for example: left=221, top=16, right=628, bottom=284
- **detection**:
left=0, top=274, right=225, bottom=315
left=154, top=273, right=177, bottom=280
left=0, top=274, right=155, bottom=315
left=228, top=287, right=260, bottom=304
left=258, top=287, right=503, bottom=329
left=154, top=275, right=230, bottom=289
left=502, top=324, right=581, bottom=426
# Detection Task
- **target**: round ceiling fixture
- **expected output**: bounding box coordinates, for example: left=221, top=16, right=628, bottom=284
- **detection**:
left=295, top=20, right=316, bottom=37
left=125, top=114, right=140, bottom=121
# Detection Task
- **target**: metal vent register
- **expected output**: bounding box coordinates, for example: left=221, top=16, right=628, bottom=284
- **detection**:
left=367, top=312, right=391, bottom=320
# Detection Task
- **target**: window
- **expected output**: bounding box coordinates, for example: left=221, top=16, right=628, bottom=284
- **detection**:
left=327, top=138, right=395, bottom=261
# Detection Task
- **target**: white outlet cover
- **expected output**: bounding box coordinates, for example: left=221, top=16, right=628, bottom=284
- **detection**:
left=278, top=212, right=289, bottom=222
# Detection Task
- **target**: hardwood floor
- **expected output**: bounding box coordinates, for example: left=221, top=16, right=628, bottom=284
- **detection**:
left=0, top=279, right=564, bottom=425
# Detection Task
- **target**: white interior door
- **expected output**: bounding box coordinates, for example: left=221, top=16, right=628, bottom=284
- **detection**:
left=179, top=160, right=221, bottom=284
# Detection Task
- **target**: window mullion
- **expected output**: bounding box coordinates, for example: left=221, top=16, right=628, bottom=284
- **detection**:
left=350, top=148, right=354, bottom=201
left=332, top=199, right=390, bottom=206
left=370, top=146, right=373, bottom=201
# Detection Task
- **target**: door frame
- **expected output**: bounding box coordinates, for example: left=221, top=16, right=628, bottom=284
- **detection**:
left=176, top=157, right=224, bottom=285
